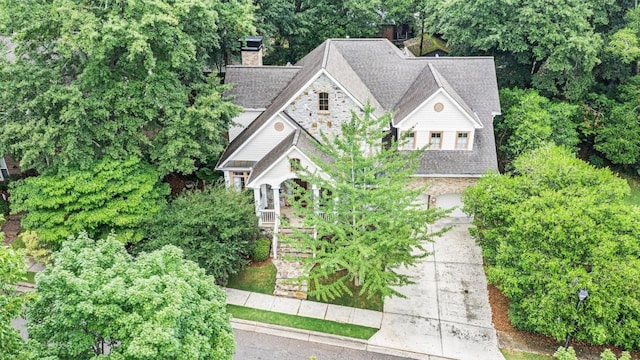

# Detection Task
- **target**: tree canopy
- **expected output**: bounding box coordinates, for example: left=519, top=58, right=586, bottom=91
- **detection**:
left=26, top=232, right=235, bottom=359
left=10, top=156, right=169, bottom=247
left=463, top=145, right=640, bottom=349
left=288, top=106, right=447, bottom=300
left=0, top=0, right=253, bottom=174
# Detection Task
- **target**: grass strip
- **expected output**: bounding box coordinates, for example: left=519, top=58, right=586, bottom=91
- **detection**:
left=501, top=348, right=553, bottom=360
left=227, top=304, right=378, bottom=340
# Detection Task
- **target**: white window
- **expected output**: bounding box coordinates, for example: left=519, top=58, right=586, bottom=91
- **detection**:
left=456, top=132, right=469, bottom=150
left=403, top=131, right=416, bottom=150
left=0, top=157, right=8, bottom=181
left=232, top=171, right=249, bottom=190
left=428, top=132, right=442, bottom=149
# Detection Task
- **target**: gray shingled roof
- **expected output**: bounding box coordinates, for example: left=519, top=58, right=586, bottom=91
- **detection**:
left=221, top=38, right=500, bottom=176
left=248, top=129, right=332, bottom=185
left=224, top=66, right=300, bottom=109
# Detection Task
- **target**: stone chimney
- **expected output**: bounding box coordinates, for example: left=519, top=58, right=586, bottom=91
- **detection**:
left=240, top=36, right=263, bottom=66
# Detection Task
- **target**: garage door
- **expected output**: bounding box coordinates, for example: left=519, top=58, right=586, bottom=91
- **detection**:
left=435, top=193, right=466, bottom=218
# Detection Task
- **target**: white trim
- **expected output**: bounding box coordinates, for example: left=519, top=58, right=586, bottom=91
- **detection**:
left=218, top=113, right=297, bottom=169
left=321, top=70, right=376, bottom=118
left=394, top=88, right=483, bottom=129
left=247, top=146, right=328, bottom=188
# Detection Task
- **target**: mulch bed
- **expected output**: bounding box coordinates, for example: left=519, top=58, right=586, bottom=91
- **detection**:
left=489, top=284, right=640, bottom=360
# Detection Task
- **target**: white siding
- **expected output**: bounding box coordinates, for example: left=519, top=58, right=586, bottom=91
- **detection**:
left=229, top=110, right=263, bottom=141
left=253, top=148, right=324, bottom=188
left=397, top=91, right=476, bottom=151
left=230, top=114, right=295, bottom=162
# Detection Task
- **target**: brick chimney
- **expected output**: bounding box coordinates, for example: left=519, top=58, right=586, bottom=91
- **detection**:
left=240, top=36, right=263, bottom=66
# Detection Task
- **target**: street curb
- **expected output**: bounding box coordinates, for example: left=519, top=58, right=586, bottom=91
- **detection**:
left=230, top=318, right=457, bottom=360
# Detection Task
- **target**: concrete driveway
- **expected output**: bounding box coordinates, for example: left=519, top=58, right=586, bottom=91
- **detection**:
left=368, top=218, right=505, bottom=360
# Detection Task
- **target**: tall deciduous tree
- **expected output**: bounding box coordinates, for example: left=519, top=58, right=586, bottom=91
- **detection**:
left=255, top=0, right=382, bottom=64
left=0, top=0, right=252, bottom=174
left=288, top=106, right=447, bottom=300
left=10, top=157, right=169, bottom=247
left=27, top=233, right=235, bottom=359
left=133, top=185, right=259, bottom=285
left=495, top=88, right=580, bottom=170
left=463, top=145, right=640, bottom=349
left=422, top=0, right=614, bottom=100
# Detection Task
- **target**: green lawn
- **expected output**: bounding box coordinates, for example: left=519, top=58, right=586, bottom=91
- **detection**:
left=226, top=260, right=276, bottom=295
left=501, top=349, right=553, bottom=360
left=227, top=304, right=378, bottom=340
left=308, top=269, right=383, bottom=312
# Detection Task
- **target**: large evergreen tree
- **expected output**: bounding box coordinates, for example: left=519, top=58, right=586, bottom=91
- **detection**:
left=287, top=106, right=447, bottom=300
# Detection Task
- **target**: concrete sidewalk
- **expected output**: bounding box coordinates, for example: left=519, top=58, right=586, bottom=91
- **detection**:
left=226, top=288, right=383, bottom=329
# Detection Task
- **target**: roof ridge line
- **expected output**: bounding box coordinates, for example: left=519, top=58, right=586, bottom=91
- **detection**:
left=428, top=63, right=444, bottom=88
left=322, top=40, right=332, bottom=69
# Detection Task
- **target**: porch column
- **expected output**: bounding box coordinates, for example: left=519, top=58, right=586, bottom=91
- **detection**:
left=272, top=187, right=281, bottom=216
left=312, top=184, right=320, bottom=214
left=260, top=184, right=268, bottom=208
left=253, top=187, right=261, bottom=214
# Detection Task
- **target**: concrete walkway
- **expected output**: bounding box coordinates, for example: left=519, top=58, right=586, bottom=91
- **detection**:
left=226, top=288, right=383, bottom=329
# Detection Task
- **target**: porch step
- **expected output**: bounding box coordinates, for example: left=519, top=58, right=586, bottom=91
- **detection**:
left=273, top=259, right=308, bottom=300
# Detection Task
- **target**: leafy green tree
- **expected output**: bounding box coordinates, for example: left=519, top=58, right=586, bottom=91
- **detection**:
left=422, top=0, right=614, bottom=100
left=288, top=106, right=447, bottom=300
left=496, top=88, right=581, bottom=170
left=0, top=230, right=29, bottom=360
left=256, top=0, right=383, bottom=64
left=463, top=145, right=640, bottom=349
left=27, top=232, right=235, bottom=359
left=10, top=157, right=169, bottom=248
left=0, top=0, right=251, bottom=174
left=133, top=185, right=259, bottom=285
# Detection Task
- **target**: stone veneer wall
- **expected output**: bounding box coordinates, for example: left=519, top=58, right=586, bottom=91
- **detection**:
left=241, top=49, right=262, bottom=66
left=285, top=74, right=364, bottom=139
left=410, top=177, right=478, bottom=205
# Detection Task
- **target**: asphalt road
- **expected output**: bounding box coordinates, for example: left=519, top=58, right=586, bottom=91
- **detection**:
left=13, top=319, right=409, bottom=359
left=234, top=329, right=410, bottom=360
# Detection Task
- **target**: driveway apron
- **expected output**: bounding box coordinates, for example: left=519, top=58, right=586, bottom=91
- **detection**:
left=368, top=218, right=505, bottom=360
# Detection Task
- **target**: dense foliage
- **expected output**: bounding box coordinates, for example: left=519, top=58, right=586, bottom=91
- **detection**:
left=288, top=106, right=447, bottom=300
left=0, top=231, right=29, bottom=360
left=0, top=0, right=251, bottom=174
left=463, top=146, right=640, bottom=349
left=134, top=185, right=259, bottom=285
left=27, top=232, right=235, bottom=359
left=10, top=157, right=169, bottom=247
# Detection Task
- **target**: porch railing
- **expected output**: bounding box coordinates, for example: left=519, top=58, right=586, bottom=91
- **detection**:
left=258, top=209, right=276, bottom=227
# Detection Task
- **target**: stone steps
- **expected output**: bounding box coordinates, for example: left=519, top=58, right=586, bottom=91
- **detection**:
left=272, top=227, right=315, bottom=299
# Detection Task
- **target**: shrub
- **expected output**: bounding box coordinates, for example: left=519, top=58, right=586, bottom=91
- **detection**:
left=251, top=238, right=271, bottom=262
left=20, top=231, right=52, bottom=264
left=0, top=198, right=9, bottom=215
left=135, top=185, right=259, bottom=285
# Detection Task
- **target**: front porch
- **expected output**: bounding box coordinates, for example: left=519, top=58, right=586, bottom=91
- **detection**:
left=252, top=180, right=319, bottom=228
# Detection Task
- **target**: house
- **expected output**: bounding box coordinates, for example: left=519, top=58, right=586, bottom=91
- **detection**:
left=216, top=38, right=500, bottom=225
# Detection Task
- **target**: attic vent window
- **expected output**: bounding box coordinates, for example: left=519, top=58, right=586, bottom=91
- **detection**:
left=318, top=92, right=329, bottom=112
left=434, top=102, right=444, bottom=112
left=274, top=121, right=284, bottom=132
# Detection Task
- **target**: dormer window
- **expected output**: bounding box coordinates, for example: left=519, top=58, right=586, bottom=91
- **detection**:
left=318, top=92, right=329, bottom=112
left=403, top=131, right=416, bottom=150
left=428, top=132, right=442, bottom=149
left=456, top=132, right=469, bottom=150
